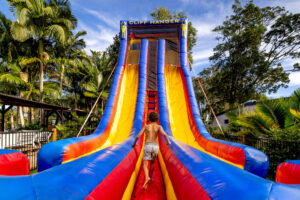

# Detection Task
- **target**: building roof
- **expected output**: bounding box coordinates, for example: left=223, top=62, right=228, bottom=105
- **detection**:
left=0, top=93, right=86, bottom=113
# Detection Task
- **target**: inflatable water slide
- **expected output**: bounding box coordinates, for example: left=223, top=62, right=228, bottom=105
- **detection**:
left=0, top=19, right=299, bottom=200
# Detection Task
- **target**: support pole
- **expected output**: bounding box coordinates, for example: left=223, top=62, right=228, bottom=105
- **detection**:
left=76, top=63, right=117, bottom=137
left=188, top=59, right=225, bottom=136
left=1, top=105, right=4, bottom=132
left=52, top=128, right=57, bottom=141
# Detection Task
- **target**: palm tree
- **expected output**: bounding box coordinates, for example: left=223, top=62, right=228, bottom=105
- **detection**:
left=47, top=30, right=87, bottom=98
left=7, top=0, right=77, bottom=103
left=227, top=93, right=300, bottom=141
left=0, top=11, right=17, bottom=64
left=79, top=50, right=113, bottom=114
left=289, top=89, right=300, bottom=129
left=62, top=50, right=93, bottom=109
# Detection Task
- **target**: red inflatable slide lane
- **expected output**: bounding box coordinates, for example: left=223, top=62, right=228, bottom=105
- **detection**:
left=0, top=150, right=29, bottom=176
left=131, top=159, right=166, bottom=200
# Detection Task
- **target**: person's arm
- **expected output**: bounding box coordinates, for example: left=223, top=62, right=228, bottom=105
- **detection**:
left=132, top=126, right=145, bottom=147
left=159, top=126, right=171, bottom=145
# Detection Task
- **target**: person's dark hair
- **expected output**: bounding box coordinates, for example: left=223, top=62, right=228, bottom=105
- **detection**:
left=149, top=111, right=159, bottom=122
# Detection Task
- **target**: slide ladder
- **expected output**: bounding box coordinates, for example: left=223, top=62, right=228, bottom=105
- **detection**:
left=147, top=90, right=158, bottom=122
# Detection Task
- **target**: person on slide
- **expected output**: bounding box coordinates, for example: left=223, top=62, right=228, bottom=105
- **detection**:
left=132, top=111, right=171, bottom=189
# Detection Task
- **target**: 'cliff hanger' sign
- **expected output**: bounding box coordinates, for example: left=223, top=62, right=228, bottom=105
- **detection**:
left=128, top=19, right=181, bottom=25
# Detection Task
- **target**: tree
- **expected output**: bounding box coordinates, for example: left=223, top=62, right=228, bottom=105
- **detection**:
left=7, top=0, right=77, bottom=103
left=150, top=7, right=197, bottom=63
left=47, top=30, right=87, bottom=98
left=106, top=34, right=120, bottom=69
left=199, top=0, right=299, bottom=110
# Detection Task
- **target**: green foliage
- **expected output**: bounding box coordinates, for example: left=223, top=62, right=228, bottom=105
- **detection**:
left=198, top=0, right=299, bottom=111
left=7, top=0, right=76, bottom=44
left=55, top=112, right=87, bottom=139
left=150, top=7, right=172, bottom=20
left=0, top=1, right=114, bottom=133
left=18, top=123, right=44, bottom=131
left=226, top=88, right=300, bottom=141
left=105, top=34, right=120, bottom=68
left=150, top=6, right=197, bottom=63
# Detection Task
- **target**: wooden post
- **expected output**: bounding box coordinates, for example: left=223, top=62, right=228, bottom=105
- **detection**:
left=83, top=128, right=86, bottom=136
left=1, top=105, right=13, bottom=132
left=52, top=128, right=57, bottom=141
left=242, top=135, right=246, bottom=144
left=1, top=105, right=5, bottom=132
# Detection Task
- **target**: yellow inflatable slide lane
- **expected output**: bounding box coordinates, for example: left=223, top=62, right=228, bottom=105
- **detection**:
left=63, top=65, right=139, bottom=163
left=165, top=65, right=243, bottom=169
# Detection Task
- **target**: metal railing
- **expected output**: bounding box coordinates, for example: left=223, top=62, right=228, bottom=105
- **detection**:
left=212, top=134, right=300, bottom=180
left=0, top=130, right=53, bottom=170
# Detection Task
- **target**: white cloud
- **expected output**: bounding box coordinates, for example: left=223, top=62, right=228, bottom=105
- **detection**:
left=193, top=22, right=216, bottom=37
left=178, top=0, right=196, bottom=4
left=96, top=25, right=116, bottom=43
left=289, top=72, right=300, bottom=86
left=268, top=0, right=300, bottom=14
left=84, top=8, right=120, bottom=29
left=194, top=59, right=210, bottom=66
left=193, top=49, right=213, bottom=61
left=77, top=22, right=117, bottom=52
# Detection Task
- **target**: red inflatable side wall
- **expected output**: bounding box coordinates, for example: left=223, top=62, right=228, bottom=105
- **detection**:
left=159, top=136, right=211, bottom=200
left=276, top=161, right=300, bottom=184
left=179, top=68, right=246, bottom=167
left=0, top=152, right=29, bottom=175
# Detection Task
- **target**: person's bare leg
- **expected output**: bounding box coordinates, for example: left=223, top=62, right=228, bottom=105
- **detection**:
left=149, top=159, right=155, bottom=181
left=143, top=160, right=150, bottom=189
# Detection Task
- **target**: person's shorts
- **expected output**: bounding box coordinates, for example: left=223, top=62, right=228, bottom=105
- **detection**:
left=143, top=142, right=159, bottom=161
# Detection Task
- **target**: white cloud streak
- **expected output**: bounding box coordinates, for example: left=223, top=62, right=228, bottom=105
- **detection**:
left=289, top=72, right=300, bottom=86
left=84, top=8, right=120, bottom=29
left=77, top=22, right=117, bottom=52
left=193, top=49, right=213, bottom=61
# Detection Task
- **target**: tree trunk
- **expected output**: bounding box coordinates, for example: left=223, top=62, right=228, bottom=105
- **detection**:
left=19, top=107, right=25, bottom=128
left=28, top=107, right=32, bottom=124
left=31, top=108, right=35, bottom=124
left=39, top=40, right=44, bottom=124
left=10, top=110, right=14, bottom=130
left=74, top=92, right=78, bottom=109
left=39, top=40, right=44, bottom=102
left=16, top=107, right=19, bottom=128
left=60, top=64, right=65, bottom=98
left=101, top=100, right=104, bottom=116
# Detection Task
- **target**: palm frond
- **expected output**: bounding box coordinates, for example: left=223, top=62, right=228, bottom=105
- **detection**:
left=0, top=73, right=27, bottom=86
left=43, top=4, right=56, bottom=17
left=290, top=108, right=300, bottom=119
left=255, top=100, right=287, bottom=129
left=45, top=24, right=67, bottom=44
left=18, top=7, right=30, bottom=25
left=10, top=21, right=31, bottom=42
left=54, top=18, right=74, bottom=30
left=19, top=57, right=41, bottom=66
left=74, top=30, right=87, bottom=39
left=290, top=88, right=300, bottom=113
left=235, top=111, right=274, bottom=137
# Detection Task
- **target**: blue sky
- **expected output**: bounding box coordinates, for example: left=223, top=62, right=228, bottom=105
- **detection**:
left=0, top=0, right=299, bottom=98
